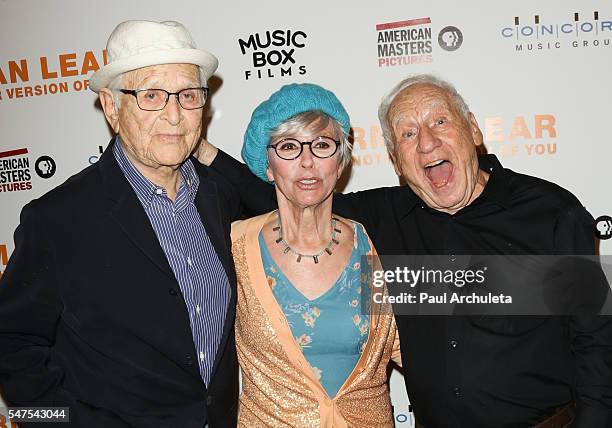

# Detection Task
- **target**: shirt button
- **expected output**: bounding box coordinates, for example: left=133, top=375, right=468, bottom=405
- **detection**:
left=196, top=304, right=201, bottom=314
left=199, top=351, right=205, bottom=361
left=453, top=386, right=461, bottom=397
left=450, top=340, right=458, bottom=349
left=169, top=288, right=178, bottom=296
left=450, top=254, right=456, bottom=262
left=155, top=188, right=163, bottom=195
left=187, top=257, right=192, bottom=266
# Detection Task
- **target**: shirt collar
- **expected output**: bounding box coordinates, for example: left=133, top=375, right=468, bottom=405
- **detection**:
left=112, top=136, right=199, bottom=208
left=398, top=153, right=512, bottom=217
left=178, top=156, right=200, bottom=203
left=476, top=153, right=512, bottom=209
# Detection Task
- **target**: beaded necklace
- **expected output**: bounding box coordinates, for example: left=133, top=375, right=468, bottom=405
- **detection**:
left=274, top=211, right=341, bottom=264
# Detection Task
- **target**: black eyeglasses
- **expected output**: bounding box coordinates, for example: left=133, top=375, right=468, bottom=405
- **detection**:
left=266, top=137, right=340, bottom=160
left=118, top=87, right=209, bottom=111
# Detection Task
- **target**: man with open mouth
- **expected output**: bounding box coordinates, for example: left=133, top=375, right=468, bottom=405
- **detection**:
left=382, top=78, right=487, bottom=215
left=198, top=74, right=611, bottom=427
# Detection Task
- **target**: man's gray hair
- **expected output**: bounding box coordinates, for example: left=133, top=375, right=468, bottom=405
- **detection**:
left=270, top=111, right=353, bottom=171
left=378, top=74, right=470, bottom=152
left=106, top=74, right=124, bottom=108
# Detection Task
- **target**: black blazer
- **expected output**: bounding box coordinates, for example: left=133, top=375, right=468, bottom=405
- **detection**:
left=0, top=139, right=239, bottom=427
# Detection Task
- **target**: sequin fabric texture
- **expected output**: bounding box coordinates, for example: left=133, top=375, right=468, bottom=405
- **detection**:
left=231, top=213, right=400, bottom=427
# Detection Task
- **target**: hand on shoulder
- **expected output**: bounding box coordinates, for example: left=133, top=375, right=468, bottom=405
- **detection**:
left=194, top=138, right=219, bottom=166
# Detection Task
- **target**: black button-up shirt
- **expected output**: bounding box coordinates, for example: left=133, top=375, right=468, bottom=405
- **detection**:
left=212, top=150, right=612, bottom=427
left=333, top=154, right=611, bottom=427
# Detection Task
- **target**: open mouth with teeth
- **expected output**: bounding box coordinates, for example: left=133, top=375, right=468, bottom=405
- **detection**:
left=296, top=178, right=320, bottom=189
left=424, top=160, right=453, bottom=188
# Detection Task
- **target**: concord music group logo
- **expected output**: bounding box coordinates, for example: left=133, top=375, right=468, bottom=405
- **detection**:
left=501, top=11, right=612, bottom=51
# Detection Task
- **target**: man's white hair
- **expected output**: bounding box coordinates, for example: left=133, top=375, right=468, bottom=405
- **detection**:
left=106, top=74, right=124, bottom=108
left=378, top=74, right=470, bottom=153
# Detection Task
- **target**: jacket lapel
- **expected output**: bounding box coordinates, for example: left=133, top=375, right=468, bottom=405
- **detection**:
left=99, top=138, right=175, bottom=280
left=192, top=174, right=232, bottom=273
left=100, top=139, right=234, bottom=384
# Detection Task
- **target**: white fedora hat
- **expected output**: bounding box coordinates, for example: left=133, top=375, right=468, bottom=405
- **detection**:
left=89, top=20, right=218, bottom=93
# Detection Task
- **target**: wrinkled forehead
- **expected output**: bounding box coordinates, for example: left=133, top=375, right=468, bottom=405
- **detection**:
left=122, top=63, right=201, bottom=88
left=388, top=84, right=456, bottom=125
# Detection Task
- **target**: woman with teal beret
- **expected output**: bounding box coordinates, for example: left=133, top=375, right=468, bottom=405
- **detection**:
left=202, top=83, right=401, bottom=427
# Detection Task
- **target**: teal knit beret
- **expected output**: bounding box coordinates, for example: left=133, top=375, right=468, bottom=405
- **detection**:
left=242, top=83, right=351, bottom=181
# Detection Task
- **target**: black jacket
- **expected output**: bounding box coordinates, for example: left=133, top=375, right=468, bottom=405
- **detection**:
left=0, top=139, right=239, bottom=427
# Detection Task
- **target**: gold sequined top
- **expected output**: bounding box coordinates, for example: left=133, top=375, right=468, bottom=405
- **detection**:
left=231, top=212, right=402, bottom=428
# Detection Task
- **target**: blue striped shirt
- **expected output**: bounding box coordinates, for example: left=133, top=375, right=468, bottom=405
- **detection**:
left=113, top=139, right=230, bottom=386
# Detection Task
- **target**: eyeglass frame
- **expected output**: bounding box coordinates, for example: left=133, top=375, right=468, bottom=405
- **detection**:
left=266, top=136, right=341, bottom=160
left=117, top=87, right=209, bottom=111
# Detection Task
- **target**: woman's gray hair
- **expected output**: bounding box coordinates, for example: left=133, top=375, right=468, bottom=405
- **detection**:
left=378, top=74, right=470, bottom=152
left=269, top=111, right=353, bottom=170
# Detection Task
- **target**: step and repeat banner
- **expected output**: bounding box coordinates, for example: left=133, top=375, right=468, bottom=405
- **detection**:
left=1, top=0, right=611, bottom=426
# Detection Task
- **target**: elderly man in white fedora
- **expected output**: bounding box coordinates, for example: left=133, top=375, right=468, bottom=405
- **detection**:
left=0, top=20, right=239, bottom=427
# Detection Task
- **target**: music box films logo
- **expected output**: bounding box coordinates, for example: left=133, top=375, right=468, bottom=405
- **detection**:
left=238, top=30, right=308, bottom=80
left=501, top=11, right=612, bottom=52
